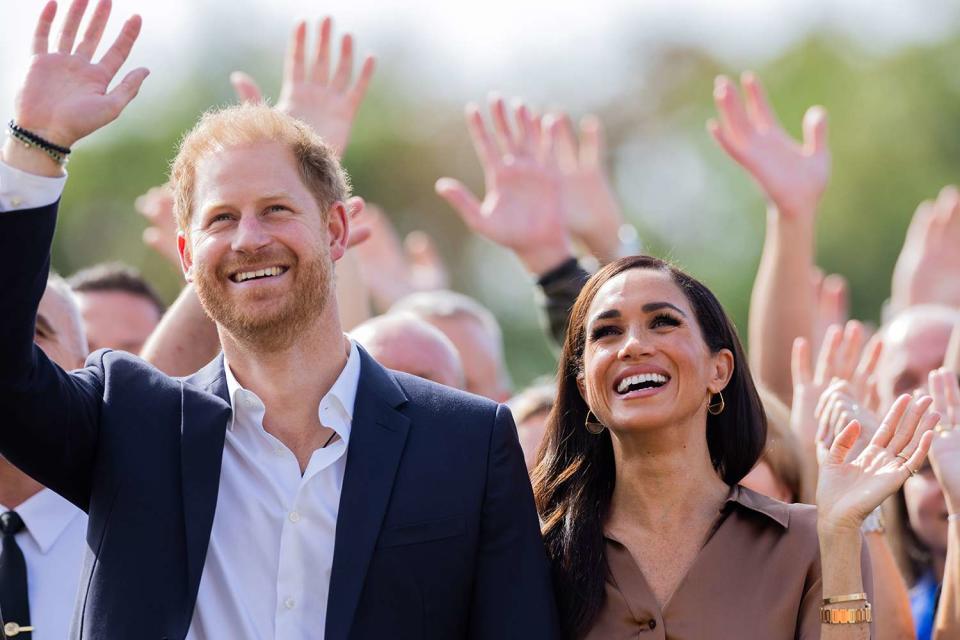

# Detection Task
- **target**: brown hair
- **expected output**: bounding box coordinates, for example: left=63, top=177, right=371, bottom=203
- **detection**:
left=169, top=103, right=349, bottom=235
left=532, top=255, right=767, bottom=637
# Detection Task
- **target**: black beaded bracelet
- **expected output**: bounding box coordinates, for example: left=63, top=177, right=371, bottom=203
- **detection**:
left=7, top=120, right=71, bottom=155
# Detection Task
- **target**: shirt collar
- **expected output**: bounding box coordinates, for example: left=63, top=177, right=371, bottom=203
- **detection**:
left=1, top=488, right=83, bottom=553
left=725, top=484, right=790, bottom=529
left=223, top=337, right=362, bottom=443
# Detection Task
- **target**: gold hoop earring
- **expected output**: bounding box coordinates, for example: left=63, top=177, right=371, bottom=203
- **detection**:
left=707, top=391, right=725, bottom=416
left=585, top=410, right=606, bottom=435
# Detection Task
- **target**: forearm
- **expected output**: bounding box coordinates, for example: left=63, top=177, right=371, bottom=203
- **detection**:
left=819, top=528, right=870, bottom=639
left=140, top=285, right=220, bottom=376
left=933, top=513, right=960, bottom=639
left=335, top=251, right=371, bottom=330
left=864, top=532, right=916, bottom=640
left=749, top=207, right=816, bottom=404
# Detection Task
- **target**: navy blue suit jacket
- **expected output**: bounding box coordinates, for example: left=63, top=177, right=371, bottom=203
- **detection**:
left=0, top=202, right=560, bottom=639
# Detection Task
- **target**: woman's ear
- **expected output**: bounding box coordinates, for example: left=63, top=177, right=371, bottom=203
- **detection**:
left=576, top=373, right=588, bottom=403
left=709, top=348, right=735, bottom=394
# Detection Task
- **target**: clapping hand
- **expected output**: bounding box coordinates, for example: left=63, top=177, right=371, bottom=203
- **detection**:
left=891, top=186, right=960, bottom=311
left=708, top=73, right=829, bottom=219
left=817, top=394, right=938, bottom=533
left=231, top=17, right=375, bottom=156
left=436, top=96, right=573, bottom=275
left=9, top=0, right=148, bottom=157
left=929, top=368, right=960, bottom=513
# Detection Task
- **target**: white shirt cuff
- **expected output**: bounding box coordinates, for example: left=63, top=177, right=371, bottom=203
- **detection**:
left=0, top=159, right=67, bottom=211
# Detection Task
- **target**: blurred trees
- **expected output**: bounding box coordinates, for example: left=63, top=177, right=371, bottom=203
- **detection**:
left=52, top=31, right=960, bottom=388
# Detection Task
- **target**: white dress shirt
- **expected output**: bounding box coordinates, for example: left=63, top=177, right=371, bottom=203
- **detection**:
left=1, top=489, right=88, bottom=640
left=187, top=340, right=361, bottom=640
left=0, top=161, right=66, bottom=211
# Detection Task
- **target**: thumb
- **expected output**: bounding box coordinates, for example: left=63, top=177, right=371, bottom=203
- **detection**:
left=435, top=178, right=483, bottom=230
left=107, top=67, right=150, bottom=117
left=802, top=106, right=828, bottom=156
left=230, top=71, right=264, bottom=104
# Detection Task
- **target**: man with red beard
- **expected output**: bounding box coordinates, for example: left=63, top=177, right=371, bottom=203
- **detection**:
left=0, top=2, right=558, bottom=639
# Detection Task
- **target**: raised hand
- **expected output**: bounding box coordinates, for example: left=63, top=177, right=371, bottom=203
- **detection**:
left=436, top=96, right=573, bottom=275
left=817, top=394, right=938, bottom=533
left=791, top=321, right=874, bottom=450
left=137, top=184, right=180, bottom=268
left=542, top=112, right=626, bottom=263
left=929, top=368, right=960, bottom=513
left=12, top=0, right=148, bottom=151
left=230, top=17, right=375, bottom=156
left=890, top=186, right=960, bottom=311
left=708, top=73, right=829, bottom=219
left=351, top=204, right=449, bottom=311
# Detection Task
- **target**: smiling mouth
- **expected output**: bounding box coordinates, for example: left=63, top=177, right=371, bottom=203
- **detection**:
left=616, top=373, right=670, bottom=395
left=229, top=266, right=289, bottom=283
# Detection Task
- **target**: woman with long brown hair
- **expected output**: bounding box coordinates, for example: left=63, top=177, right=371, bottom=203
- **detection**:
left=533, top=256, right=937, bottom=639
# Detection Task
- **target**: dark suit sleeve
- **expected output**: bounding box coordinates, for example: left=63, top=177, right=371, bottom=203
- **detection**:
left=468, top=403, right=560, bottom=639
left=0, top=202, right=102, bottom=509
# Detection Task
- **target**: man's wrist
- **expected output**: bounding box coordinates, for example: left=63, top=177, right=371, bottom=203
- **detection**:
left=1, top=137, right=65, bottom=178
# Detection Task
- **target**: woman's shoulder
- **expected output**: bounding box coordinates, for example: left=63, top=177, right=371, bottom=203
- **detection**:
left=733, top=484, right=819, bottom=539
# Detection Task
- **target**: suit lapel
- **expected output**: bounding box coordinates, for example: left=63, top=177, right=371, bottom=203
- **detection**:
left=326, top=350, right=410, bottom=640
left=179, top=355, right=232, bottom=613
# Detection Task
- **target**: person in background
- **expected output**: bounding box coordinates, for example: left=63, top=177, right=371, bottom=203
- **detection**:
left=0, top=275, right=88, bottom=640
left=68, top=261, right=165, bottom=354
left=391, top=290, right=513, bottom=401
left=506, top=381, right=556, bottom=471
left=350, top=312, right=465, bottom=390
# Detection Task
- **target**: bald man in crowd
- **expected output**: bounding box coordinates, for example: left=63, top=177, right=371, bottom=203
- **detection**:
left=68, top=262, right=165, bottom=354
left=350, top=313, right=465, bottom=390
left=391, top=290, right=512, bottom=401
left=0, top=276, right=88, bottom=639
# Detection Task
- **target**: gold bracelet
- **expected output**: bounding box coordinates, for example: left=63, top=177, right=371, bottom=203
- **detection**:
left=820, top=602, right=872, bottom=625
left=822, top=592, right=868, bottom=605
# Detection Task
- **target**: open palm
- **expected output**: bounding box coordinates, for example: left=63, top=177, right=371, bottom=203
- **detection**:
left=436, top=98, right=572, bottom=274
left=708, top=73, right=829, bottom=219
left=817, top=395, right=937, bottom=532
left=231, top=17, right=374, bottom=155
left=15, top=0, right=148, bottom=148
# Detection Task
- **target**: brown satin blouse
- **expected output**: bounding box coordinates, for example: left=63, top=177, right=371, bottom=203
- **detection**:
left=583, top=485, right=873, bottom=640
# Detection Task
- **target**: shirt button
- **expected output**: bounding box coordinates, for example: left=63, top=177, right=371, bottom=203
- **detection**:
left=284, top=597, right=296, bottom=610
left=273, top=447, right=284, bottom=456
left=289, top=511, right=301, bottom=523
left=10, top=196, right=23, bottom=207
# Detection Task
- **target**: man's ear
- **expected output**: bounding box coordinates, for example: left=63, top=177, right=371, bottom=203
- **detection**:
left=327, top=201, right=350, bottom=262
left=709, top=348, right=735, bottom=394
left=178, top=232, right=194, bottom=282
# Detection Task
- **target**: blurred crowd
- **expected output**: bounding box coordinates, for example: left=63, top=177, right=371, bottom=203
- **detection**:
left=2, top=3, right=960, bottom=640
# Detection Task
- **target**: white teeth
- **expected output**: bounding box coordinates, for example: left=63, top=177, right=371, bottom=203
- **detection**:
left=234, top=266, right=284, bottom=282
left=617, top=373, right=669, bottom=394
